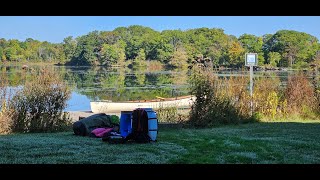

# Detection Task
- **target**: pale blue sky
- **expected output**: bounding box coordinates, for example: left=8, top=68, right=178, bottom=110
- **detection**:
left=0, top=16, right=319, bottom=43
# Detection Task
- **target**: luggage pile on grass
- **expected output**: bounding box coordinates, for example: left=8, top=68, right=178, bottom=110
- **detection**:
left=72, top=108, right=158, bottom=144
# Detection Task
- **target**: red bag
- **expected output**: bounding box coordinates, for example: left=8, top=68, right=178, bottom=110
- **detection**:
left=91, top=128, right=113, bottom=137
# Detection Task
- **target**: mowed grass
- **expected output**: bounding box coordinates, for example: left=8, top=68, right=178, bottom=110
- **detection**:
left=1, top=120, right=320, bottom=164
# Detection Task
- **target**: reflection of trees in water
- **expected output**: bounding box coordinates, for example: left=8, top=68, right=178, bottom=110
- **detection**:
left=3, top=65, right=319, bottom=101
left=172, top=69, right=188, bottom=85
left=98, top=67, right=190, bottom=101
left=135, top=71, right=146, bottom=86
left=102, top=66, right=126, bottom=94
left=156, top=74, right=173, bottom=85
left=1, top=65, right=191, bottom=101
left=171, top=69, right=189, bottom=97
left=1, top=65, right=50, bottom=86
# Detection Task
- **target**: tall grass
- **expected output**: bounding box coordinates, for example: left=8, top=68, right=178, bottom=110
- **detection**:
left=156, top=106, right=190, bottom=124
left=0, top=70, right=14, bottom=134
left=10, top=68, right=72, bottom=133
left=188, top=66, right=254, bottom=127
left=215, top=75, right=251, bottom=119
left=0, top=68, right=72, bottom=134
left=157, top=106, right=178, bottom=123
left=188, top=65, right=320, bottom=127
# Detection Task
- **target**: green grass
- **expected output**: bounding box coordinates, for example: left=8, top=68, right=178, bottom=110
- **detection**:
left=1, top=120, right=320, bottom=164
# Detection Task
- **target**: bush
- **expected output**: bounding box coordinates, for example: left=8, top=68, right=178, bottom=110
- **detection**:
left=253, top=77, right=283, bottom=119
left=9, top=68, right=72, bottom=133
left=157, top=106, right=178, bottom=123
left=316, top=89, right=320, bottom=115
left=188, top=65, right=320, bottom=125
left=0, top=70, right=14, bottom=134
left=285, top=73, right=317, bottom=116
left=216, top=75, right=251, bottom=118
left=188, top=66, right=254, bottom=127
left=0, top=110, right=13, bottom=134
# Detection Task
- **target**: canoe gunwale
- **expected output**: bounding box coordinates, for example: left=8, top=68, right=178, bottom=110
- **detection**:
left=93, top=95, right=194, bottom=103
left=90, top=95, right=196, bottom=113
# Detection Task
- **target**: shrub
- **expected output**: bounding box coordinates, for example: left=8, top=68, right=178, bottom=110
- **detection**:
left=253, top=77, right=283, bottom=119
left=188, top=66, right=254, bottom=127
left=266, top=91, right=279, bottom=119
left=285, top=73, right=317, bottom=116
left=216, top=75, right=251, bottom=118
left=188, top=66, right=216, bottom=127
left=0, top=109, right=13, bottom=134
left=0, top=70, right=14, bottom=134
left=10, top=68, right=72, bottom=133
left=156, top=106, right=178, bottom=123
left=316, top=89, right=320, bottom=114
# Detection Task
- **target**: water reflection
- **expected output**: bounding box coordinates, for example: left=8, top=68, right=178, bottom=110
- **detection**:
left=1, top=65, right=190, bottom=103
left=1, top=65, right=318, bottom=111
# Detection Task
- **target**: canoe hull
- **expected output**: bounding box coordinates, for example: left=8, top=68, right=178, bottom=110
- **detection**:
left=90, top=96, right=195, bottom=113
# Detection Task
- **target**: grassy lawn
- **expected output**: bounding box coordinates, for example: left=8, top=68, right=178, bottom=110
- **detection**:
left=1, top=120, right=320, bottom=164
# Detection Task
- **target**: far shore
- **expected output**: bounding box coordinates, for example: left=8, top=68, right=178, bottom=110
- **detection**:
left=1, top=62, right=315, bottom=72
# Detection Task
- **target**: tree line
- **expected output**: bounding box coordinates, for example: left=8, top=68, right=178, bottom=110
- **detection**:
left=0, top=25, right=319, bottom=68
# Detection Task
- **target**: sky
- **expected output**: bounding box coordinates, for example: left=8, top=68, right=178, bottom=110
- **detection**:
left=0, top=16, right=319, bottom=43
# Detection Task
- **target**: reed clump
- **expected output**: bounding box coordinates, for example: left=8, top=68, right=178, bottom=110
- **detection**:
left=0, top=68, right=72, bottom=134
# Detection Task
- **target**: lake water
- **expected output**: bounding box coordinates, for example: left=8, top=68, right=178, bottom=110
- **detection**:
left=1, top=65, right=191, bottom=111
left=1, top=65, right=318, bottom=111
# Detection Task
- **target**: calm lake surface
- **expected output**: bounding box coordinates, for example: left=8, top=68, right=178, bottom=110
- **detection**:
left=1, top=65, right=317, bottom=111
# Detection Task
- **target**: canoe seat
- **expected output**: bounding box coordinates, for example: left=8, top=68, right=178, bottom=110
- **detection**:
left=156, top=96, right=165, bottom=101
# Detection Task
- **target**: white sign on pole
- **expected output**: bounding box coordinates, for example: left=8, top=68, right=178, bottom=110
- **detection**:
left=245, top=53, right=258, bottom=116
left=245, top=53, right=258, bottom=66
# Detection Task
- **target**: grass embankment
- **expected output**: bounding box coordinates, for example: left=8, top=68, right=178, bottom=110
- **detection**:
left=1, top=120, right=320, bottom=164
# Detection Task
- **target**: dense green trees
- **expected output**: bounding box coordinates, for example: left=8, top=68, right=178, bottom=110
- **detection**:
left=0, top=38, right=64, bottom=63
left=62, top=36, right=77, bottom=64
left=263, top=30, right=319, bottom=68
left=239, top=34, right=265, bottom=66
left=100, top=40, right=126, bottom=66
left=267, top=52, right=281, bottom=67
left=0, top=26, right=319, bottom=68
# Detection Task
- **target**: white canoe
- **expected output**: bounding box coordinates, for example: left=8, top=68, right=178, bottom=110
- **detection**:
left=90, top=95, right=195, bottom=113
